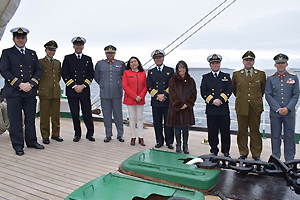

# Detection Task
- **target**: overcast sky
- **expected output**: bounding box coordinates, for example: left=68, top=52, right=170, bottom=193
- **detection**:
left=1, top=0, right=300, bottom=70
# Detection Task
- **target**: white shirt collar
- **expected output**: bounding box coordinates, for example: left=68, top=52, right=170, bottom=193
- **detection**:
left=75, top=53, right=82, bottom=59
left=15, top=45, right=26, bottom=54
left=156, top=64, right=164, bottom=71
left=46, top=56, right=53, bottom=62
left=211, top=71, right=220, bottom=76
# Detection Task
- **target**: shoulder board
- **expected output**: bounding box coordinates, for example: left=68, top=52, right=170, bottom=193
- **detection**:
left=288, top=72, right=296, bottom=76
left=268, top=73, right=275, bottom=77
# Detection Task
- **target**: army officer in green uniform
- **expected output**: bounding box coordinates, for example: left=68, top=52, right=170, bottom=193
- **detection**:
left=232, top=51, right=266, bottom=161
left=38, top=40, right=63, bottom=144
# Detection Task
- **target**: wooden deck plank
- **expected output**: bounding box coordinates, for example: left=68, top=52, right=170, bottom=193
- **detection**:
left=0, top=180, right=47, bottom=200
left=0, top=189, right=26, bottom=200
left=0, top=158, right=82, bottom=190
left=0, top=167, right=71, bottom=196
left=0, top=117, right=299, bottom=200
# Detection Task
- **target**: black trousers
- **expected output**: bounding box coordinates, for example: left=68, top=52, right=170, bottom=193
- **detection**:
left=207, top=114, right=230, bottom=154
left=175, top=127, right=189, bottom=144
left=67, top=96, right=94, bottom=138
left=6, top=96, right=38, bottom=150
left=152, top=106, right=174, bottom=145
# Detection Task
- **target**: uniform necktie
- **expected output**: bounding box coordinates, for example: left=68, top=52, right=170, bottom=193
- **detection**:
left=158, top=67, right=161, bottom=72
left=77, top=55, right=81, bottom=59
left=214, top=73, right=217, bottom=78
left=50, top=58, right=53, bottom=63
left=20, top=49, right=25, bottom=55
left=247, top=70, right=251, bottom=79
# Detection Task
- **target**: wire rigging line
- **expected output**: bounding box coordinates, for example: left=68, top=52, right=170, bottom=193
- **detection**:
left=142, top=0, right=228, bottom=67
left=144, top=0, right=237, bottom=70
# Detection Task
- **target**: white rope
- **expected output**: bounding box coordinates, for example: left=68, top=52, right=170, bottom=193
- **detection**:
left=0, top=100, right=10, bottom=135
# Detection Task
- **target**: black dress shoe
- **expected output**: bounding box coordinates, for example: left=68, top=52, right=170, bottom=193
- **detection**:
left=15, top=148, right=24, bottom=156
left=239, top=155, right=247, bottom=159
left=86, top=136, right=95, bottom=142
left=223, top=153, right=231, bottom=158
left=43, top=138, right=50, bottom=144
left=117, top=136, right=124, bottom=142
left=155, top=143, right=163, bottom=148
left=73, top=136, right=81, bottom=142
left=28, top=143, right=44, bottom=149
left=104, top=137, right=111, bottom=143
left=167, top=144, right=174, bottom=150
left=253, top=157, right=261, bottom=161
left=51, top=136, right=63, bottom=142
left=211, top=153, right=218, bottom=156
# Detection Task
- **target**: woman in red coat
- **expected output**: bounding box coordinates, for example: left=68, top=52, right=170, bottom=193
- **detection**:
left=167, top=61, right=197, bottom=154
left=122, top=57, right=147, bottom=146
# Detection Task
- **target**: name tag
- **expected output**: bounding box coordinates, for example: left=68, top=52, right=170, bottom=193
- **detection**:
left=129, top=76, right=135, bottom=78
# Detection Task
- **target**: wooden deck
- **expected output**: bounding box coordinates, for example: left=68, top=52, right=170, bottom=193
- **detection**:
left=0, top=118, right=299, bottom=200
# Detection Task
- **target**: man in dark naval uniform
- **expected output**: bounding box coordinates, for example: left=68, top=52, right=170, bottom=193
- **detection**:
left=200, top=54, right=232, bottom=157
left=265, top=54, right=299, bottom=161
left=0, top=27, right=44, bottom=155
left=147, top=49, right=174, bottom=149
left=94, top=45, right=125, bottom=143
left=62, top=37, right=95, bottom=142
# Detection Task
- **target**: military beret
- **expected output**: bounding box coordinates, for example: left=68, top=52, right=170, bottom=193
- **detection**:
left=10, top=27, right=29, bottom=37
left=151, top=49, right=165, bottom=58
left=242, top=50, right=255, bottom=60
left=44, top=40, right=58, bottom=50
left=104, top=45, right=117, bottom=52
left=207, top=54, right=222, bottom=63
left=71, top=37, right=86, bottom=45
left=274, top=53, right=288, bottom=63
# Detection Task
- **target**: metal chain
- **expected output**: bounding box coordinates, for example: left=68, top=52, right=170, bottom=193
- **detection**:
left=197, top=154, right=300, bottom=194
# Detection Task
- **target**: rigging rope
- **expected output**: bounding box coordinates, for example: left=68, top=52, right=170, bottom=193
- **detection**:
left=144, top=0, right=237, bottom=70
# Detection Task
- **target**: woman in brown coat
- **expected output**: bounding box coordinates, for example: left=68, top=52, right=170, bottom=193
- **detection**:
left=167, top=61, right=197, bottom=154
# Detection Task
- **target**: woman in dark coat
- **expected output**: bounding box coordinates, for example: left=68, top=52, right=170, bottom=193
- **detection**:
left=167, top=61, right=197, bottom=154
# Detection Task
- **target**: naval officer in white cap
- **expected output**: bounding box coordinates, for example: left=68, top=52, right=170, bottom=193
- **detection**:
left=146, top=49, right=174, bottom=149
left=62, top=37, right=95, bottom=142
left=0, top=27, right=44, bottom=155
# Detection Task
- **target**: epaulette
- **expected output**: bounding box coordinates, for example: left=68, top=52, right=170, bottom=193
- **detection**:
left=288, top=72, right=296, bottom=76
left=268, top=73, right=275, bottom=77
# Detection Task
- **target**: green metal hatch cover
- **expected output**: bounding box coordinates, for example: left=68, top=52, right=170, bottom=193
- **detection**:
left=65, top=173, right=204, bottom=200
left=119, top=148, right=220, bottom=191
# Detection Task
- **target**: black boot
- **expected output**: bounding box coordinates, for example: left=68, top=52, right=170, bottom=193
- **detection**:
left=183, top=128, right=189, bottom=154
left=175, top=128, right=182, bottom=153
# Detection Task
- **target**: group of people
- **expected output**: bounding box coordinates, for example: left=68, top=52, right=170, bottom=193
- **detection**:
left=0, top=27, right=298, bottom=162
left=201, top=51, right=299, bottom=162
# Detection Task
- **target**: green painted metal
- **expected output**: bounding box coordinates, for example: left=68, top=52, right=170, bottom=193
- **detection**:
left=120, top=149, right=220, bottom=190
left=65, top=173, right=204, bottom=200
